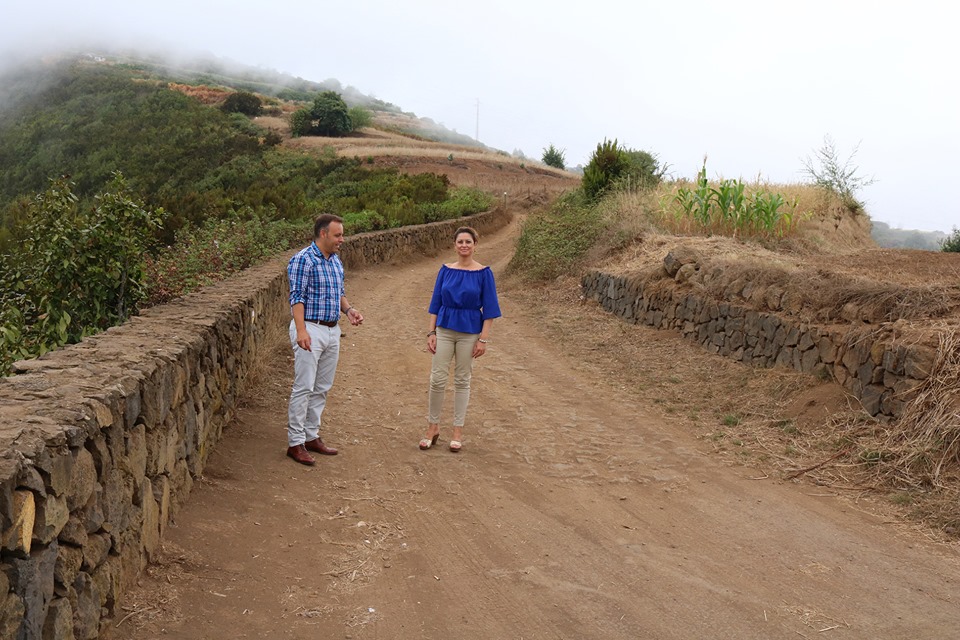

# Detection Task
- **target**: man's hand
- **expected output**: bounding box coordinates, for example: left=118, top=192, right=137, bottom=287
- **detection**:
left=296, top=328, right=311, bottom=351
left=346, top=308, right=364, bottom=326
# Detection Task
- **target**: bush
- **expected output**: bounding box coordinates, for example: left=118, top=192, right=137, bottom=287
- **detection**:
left=221, top=91, right=263, bottom=116
left=620, top=149, right=665, bottom=190
left=801, top=135, right=874, bottom=212
left=290, top=108, right=311, bottom=137
left=941, top=228, right=960, bottom=252
left=348, top=106, right=373, bottom=131
left=342, top=209, right=388, bottom=234
left=542, top=144, right=566, bottom=169
left=0, top=175, right=166, bottom=374
left=582, top=139, right=629, bottom=199
left=144, top=212, right=305, bottom=305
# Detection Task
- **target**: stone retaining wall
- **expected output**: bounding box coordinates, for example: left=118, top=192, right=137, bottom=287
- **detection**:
left=581, top=263, right=935, bottom=420
left=0, top=208, right=511, bottom=639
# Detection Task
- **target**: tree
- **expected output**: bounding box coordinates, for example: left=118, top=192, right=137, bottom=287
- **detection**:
left=288, top=91, right=352, bottom=137
left=542, top=144, right=566, bottom=169
left=221, top=91, right=262, bottom=116
left=801, top=135, right=875, bottom=212
left=309, top=91, right=352, bottom=137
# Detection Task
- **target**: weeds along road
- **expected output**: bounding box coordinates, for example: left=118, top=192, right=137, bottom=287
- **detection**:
left=110, top=217, right=960, bottom=640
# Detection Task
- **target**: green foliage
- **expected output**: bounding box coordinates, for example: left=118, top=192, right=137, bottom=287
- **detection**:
left=941, top=227, right=960, bottom=253
left=541, top=144, right=566, bottom=170
left=0, top=176, right=165, bottom=374
left=144, top=212, right=305, bottom=305
left=669, top=160, right=797, bottom=237
left=0, top=64, right=263, bottom=237
left=290, top=108, right=311, bottom=137
left=342, top=210, right=388, bottom=234
left=509, top=190, right=602, bottom=280
left=348, top=105, right=373, bottom=131
left=619, top=149, right=666, bottom=190
left=221, top=91, right=263, bottom=116
left=418, top=187, right=494, bottom=223
left=582, top=139, right=632, bottom=199
left=801, top=135, right=874, bottom=212
left=292, top=91, right=352, bottom=137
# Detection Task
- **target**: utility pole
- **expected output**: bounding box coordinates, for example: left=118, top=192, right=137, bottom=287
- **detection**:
left=475, top=98, right=480, bottom=142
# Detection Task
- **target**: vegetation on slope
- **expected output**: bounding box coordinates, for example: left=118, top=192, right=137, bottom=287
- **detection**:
left=0, top=60, right=494, bottom=374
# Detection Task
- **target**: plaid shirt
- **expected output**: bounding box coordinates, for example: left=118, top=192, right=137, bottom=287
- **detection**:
left=287, top=242, right=345, bottom=323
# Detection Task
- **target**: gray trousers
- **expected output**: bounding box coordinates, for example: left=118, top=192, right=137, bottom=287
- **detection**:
left=287, top=320, right=340, bottom=447
left=428, top=327, right=478, bottom=427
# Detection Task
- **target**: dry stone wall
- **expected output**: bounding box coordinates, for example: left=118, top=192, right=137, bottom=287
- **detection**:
left=0, top=209, right=510, bottom=639
left=581, top=258, right=935, bottom=420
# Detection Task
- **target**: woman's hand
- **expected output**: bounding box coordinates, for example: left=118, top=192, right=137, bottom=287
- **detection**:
left=472, top=340, right=487, bottom=358
left=427, top=334, right=437, bottom=354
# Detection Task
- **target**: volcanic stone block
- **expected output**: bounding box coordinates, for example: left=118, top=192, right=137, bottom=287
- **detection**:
left=903, top=346, right=935, bottom=380
left=67, top=449, right=96, bottom=513
left=8, top=541, right=57, bottom=640
left=33, top=494, right=69, bottom=545
left=2, top=490, right=35, bottom=553
left=71, top=572, right=99, bottom=640
left=0, top=590, right=25, bottom=640
left=53, top=545, right=83, bottom=591
left=41, top=597, right=74, bottom=640
left=81, top=534, right=111, bottom=572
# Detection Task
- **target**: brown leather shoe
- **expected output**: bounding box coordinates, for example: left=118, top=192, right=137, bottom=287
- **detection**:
left=304, top=438, right=338, bottom=455
left=286, top=445, right=316, bottom=466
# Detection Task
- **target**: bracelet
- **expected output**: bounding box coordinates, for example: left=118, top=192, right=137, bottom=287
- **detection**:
left=427, top=330, right=437, bottom=336
left=344, top=307, right=354, bottom=314
left=478, top=338, right=489, bottom=344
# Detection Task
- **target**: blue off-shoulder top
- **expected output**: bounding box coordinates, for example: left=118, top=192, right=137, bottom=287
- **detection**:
left=428, top=265, right=502, bottom=334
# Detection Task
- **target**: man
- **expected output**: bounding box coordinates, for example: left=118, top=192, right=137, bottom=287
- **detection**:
left=286, top=214, right=364, bottom=466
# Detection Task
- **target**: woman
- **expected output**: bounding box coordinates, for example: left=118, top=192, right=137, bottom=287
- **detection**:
left=420, top=226, right=501, bottom=452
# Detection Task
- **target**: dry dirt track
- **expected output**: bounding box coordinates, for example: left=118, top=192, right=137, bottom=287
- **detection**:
left=109, top=218, right=960, bottom=640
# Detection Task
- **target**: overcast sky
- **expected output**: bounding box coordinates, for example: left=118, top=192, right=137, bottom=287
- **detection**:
left=3, top=0, right=958, bottom=232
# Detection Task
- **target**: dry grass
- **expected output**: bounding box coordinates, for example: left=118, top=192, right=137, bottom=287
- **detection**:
left=878, top=330, right=960, bottom=490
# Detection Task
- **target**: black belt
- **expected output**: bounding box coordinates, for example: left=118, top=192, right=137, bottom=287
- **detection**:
left=306, top=319, right=338, bottom=327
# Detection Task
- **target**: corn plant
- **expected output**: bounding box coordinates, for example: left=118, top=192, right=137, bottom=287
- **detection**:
left=712, top=178, right=747, bottom=234
left=661, top=159, right=803, bottom=239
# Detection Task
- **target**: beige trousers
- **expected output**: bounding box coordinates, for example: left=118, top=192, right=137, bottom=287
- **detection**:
left=428, top=327, right=477, bottom=427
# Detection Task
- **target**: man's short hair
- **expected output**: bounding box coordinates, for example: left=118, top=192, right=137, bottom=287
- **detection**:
left=314, top=214, right=344, bottom=239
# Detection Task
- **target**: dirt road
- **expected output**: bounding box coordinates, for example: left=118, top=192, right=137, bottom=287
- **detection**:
left=109, top=219, right=960, bottom=640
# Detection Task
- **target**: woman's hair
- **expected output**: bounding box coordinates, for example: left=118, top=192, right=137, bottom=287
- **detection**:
left=454, top=226, right=479, bottom=243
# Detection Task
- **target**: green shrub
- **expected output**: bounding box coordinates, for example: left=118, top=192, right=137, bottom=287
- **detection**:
left=941, top=228, right=960, bottom=252
left=582, top=139, right=629, bottom=199
left=290, top=108, right=311, bottom=137
left=0, top=175, right=165, bottom=374
left=342, top=209, right=387, bottom=234
left=619, top=149, right=665, bottom=190
left=348, top=106, right=373, bottom=131
left=144, top=212, right=305, bottom=305
left=542, top=144, right=566, bottom=169
left=221, top=91, right=263, bottom=116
